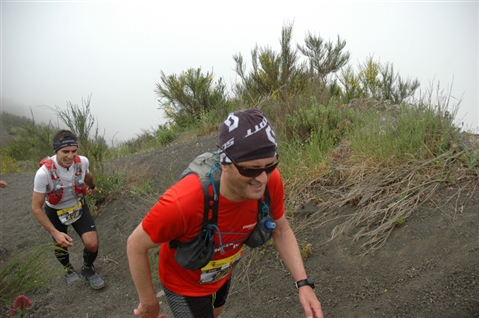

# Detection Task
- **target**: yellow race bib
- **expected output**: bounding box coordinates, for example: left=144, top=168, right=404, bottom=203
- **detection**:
left=56, top=201, right=83, bottom=225
left=198, top=248, right=244, bottom=284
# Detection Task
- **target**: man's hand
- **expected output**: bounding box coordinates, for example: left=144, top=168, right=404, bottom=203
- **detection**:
left=87, top=187, right=97, bottom=196
left=299, top=287, right=324, bottom=318
left=133, top=300, right=160, bottom=318
left=128, top=224, right=163, bottom=318
left=52, top=231, right=74, bottom=248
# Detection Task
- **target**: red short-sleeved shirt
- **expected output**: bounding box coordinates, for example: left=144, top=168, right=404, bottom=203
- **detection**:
left=142, top=169, right=284, bottom=296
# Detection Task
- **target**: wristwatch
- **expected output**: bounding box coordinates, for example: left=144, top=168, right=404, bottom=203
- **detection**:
left=295, top=276, right=315, bottom=289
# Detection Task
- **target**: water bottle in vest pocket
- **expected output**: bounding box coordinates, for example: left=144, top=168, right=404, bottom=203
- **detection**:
left=244, top=212, right=275, bottom=248
left=74, top=179, right=87, bottom=197
left=48, top=184, right=64, bottom=205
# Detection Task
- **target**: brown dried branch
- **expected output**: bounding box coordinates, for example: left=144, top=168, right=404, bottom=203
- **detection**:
left=291, top=150, right=477, bottom=256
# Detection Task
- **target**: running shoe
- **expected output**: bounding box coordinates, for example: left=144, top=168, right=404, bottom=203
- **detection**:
left=65, top=272, right=81, bottom=285
left=81, top=266, right=105, bottom=290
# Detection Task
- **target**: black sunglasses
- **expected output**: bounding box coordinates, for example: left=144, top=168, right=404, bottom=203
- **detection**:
left=223, top=151, right=280, bottom=178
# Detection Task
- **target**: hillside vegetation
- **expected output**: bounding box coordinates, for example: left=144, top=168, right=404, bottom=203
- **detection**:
left=1, top=23, right=478, bottom=309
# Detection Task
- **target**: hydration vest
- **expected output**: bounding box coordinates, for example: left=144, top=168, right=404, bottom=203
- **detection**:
left=39, top=156, right=87, bottom=205
left=168, top=152, right=273, bottom=271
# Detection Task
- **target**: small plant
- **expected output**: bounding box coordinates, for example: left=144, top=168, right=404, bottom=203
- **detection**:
left=9, top=295, right=32, bottom=317
left=84, top=171, right=126, bottom=216
left=0, top=244, right=62, bottom=305
left=300, top=241, right=313, bottom=259
left=130, top=178, right=156, bottom=196
left=461, top=149, right=479, bottom=169
left=395, top=216, right=407, bottom=227
left=156, top=125, right=177, bottom=146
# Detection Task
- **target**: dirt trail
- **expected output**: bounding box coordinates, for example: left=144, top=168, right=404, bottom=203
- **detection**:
left=1, top=133, right=478, bottom=317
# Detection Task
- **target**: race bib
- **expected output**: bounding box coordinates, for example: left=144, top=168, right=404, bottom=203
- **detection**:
left=56, top=201, right=83, bottom=225
left=198, top=248, right=244, bottom=284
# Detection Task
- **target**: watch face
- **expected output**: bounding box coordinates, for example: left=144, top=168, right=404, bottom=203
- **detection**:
left=296, top=276, right=315, bottom=289
left=306, top=277, right=315, bottom=289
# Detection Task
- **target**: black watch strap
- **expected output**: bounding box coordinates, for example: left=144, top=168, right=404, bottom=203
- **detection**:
left=295, top=276, right=315, bottom=289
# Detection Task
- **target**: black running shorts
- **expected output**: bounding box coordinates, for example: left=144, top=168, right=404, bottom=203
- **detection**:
left=44, top=199, right=97, bottom=237
left=162, top=277, right=231, bottom=318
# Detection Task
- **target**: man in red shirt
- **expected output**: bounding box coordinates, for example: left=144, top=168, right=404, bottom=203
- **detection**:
left=127, top=109, right=323, bottom=318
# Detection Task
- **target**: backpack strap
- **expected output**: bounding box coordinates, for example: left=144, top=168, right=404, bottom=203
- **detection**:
left=72, top=155, right=83, bottom=176
left=258, top=186, right=271, bottom=218
left=197, top=158, right=221, bottom=248
left=200, top=173, right=220, bottom=230
left=185, top=152, right=222, bottom=229
left=169, top=153, right=221, bottom=250
left=40, top=157, right=60, bottom=193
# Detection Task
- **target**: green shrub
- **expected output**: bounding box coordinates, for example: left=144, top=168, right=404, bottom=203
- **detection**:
left=348, top=102, right=458, bottom=165
left=84, top=171, right=126, bottom=216
left=0, top=150, right=20, bottom=173
left=156, top=125, right=177, bottom=146
left=155, top=68, right=228, bottom=128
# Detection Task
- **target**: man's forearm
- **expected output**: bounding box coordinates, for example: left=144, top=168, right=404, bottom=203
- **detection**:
left=84, top=173, right=95, bottom=188
left=31, top=207, right=58, bottom=235
left=273, top=221, right=308, bottom=281
left=31, top=192, right=58, bottom=236
left=127, top=236, right=158, bottom=305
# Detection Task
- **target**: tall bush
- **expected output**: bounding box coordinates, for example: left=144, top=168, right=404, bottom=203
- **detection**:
left=233, top=22, right=350, bottom=105
left=155, top=68, right=227, bottom=128
left=338, top=56, right=420, bottom=104
left=52, top=95, right=107, bottom=171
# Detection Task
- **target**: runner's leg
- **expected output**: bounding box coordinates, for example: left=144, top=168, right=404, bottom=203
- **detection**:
left=213, top=277, right=231, bottom=318
left=44, top=205, right=72, bottom=271
left=71, top=202, right=99, bottom=267
left=162, top=285, right=213, bottom=318
left=72, top=202, right=105, bottom=289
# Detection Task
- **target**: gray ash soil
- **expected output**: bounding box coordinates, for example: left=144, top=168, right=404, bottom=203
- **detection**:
left=1, top=133, right=478, bottom=317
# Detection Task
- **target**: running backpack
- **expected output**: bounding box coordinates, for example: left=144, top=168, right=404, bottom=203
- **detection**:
left=39, top=156, right=86, bottom=204
left=168, top=152, right=274, bottom=271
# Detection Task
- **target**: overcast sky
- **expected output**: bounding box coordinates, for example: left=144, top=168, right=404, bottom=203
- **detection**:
left=1, top=1, right=478, bottom=144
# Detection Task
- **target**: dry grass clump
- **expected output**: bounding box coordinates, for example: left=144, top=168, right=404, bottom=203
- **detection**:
left=291, top=149, right=478, bottom=256
left=0, top=244, right=62, bottom=305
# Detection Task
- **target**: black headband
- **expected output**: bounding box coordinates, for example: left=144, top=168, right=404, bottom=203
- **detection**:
left=218, top=109, right=277, bottom=164
left=53, top=138, right=78, bottom=153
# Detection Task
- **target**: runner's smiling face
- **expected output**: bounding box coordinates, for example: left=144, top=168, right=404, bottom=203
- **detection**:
left=221, top=156, right=277, bottom=202
left=56, top=146, right=78, bottom=168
